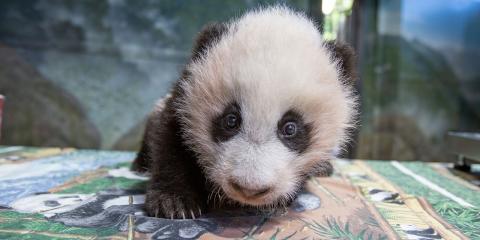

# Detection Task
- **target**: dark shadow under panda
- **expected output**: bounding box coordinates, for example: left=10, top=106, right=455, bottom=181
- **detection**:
left=132, top=6, right=358, bottom=219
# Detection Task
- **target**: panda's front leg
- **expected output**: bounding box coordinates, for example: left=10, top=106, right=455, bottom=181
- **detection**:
left=141, top=113, right=208, bottom=219
left=143, top=140, right=208, bottom=219
left=145, top=177, right=206, bottom=219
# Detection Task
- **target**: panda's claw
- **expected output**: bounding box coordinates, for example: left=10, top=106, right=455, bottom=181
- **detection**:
left=145, top=190, right=204, bottom=219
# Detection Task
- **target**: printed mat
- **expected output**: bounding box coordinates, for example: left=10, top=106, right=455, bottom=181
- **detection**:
left=0, top=146, right=479, bottom=239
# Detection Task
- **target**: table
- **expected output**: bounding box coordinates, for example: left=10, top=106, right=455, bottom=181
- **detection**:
left=0, top=146, right=478, bottom=239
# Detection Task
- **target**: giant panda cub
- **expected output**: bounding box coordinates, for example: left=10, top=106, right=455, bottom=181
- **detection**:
left=132, top=6, right=358, bottom=219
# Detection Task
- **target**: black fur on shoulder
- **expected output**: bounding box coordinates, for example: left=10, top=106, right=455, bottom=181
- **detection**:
left=131, top=22, right=228, bottom=219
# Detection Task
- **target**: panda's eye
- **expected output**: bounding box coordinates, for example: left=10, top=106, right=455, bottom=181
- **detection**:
left=277, top=110, right=312, bottom=153
left=224, top=113, right=240, bottom=129
left=282, top=122, right=297, bottom=137
left=212, top=103, right=242, bottom=143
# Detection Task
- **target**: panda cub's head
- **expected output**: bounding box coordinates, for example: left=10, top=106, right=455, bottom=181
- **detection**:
left=176, top=6, right=357, bottom=207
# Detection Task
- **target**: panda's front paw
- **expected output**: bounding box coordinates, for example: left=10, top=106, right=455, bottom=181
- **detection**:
left=145, top=190, right=204, bottom=219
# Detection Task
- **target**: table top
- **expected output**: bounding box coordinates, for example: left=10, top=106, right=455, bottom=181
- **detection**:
left=0, top=146, right=479, bottom=239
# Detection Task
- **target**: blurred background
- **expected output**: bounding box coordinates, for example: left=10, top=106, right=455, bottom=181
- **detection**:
left=0, top=0, right=479, bottom=162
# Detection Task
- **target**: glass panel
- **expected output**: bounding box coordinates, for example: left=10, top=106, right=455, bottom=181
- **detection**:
left=355, top=0, right=480, bottom=161
left=0, top=0, right=314, bottom=149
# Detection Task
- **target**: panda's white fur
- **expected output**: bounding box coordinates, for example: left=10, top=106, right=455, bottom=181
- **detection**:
left=175, top=6, right=357, bottom=206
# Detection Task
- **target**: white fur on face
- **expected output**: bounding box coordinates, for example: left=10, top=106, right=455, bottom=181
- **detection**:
left=214, top=120, right=300, bottom=206
left=177, top=6, right=357, bottom=206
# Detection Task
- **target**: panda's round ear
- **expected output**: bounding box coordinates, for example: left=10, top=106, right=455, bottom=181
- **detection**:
left=324, top=41, right=358, bottom=86
left=191, top=22, right=228, bottom=61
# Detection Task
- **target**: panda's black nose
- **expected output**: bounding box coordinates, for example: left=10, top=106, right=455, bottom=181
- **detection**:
left=229, top=180, right=272, bottom=198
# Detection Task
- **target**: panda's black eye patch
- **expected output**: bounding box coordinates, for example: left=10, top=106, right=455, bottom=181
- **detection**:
left=212, top=103, right=242, bottom=142
left=277, top=110, right=312, bottom=153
